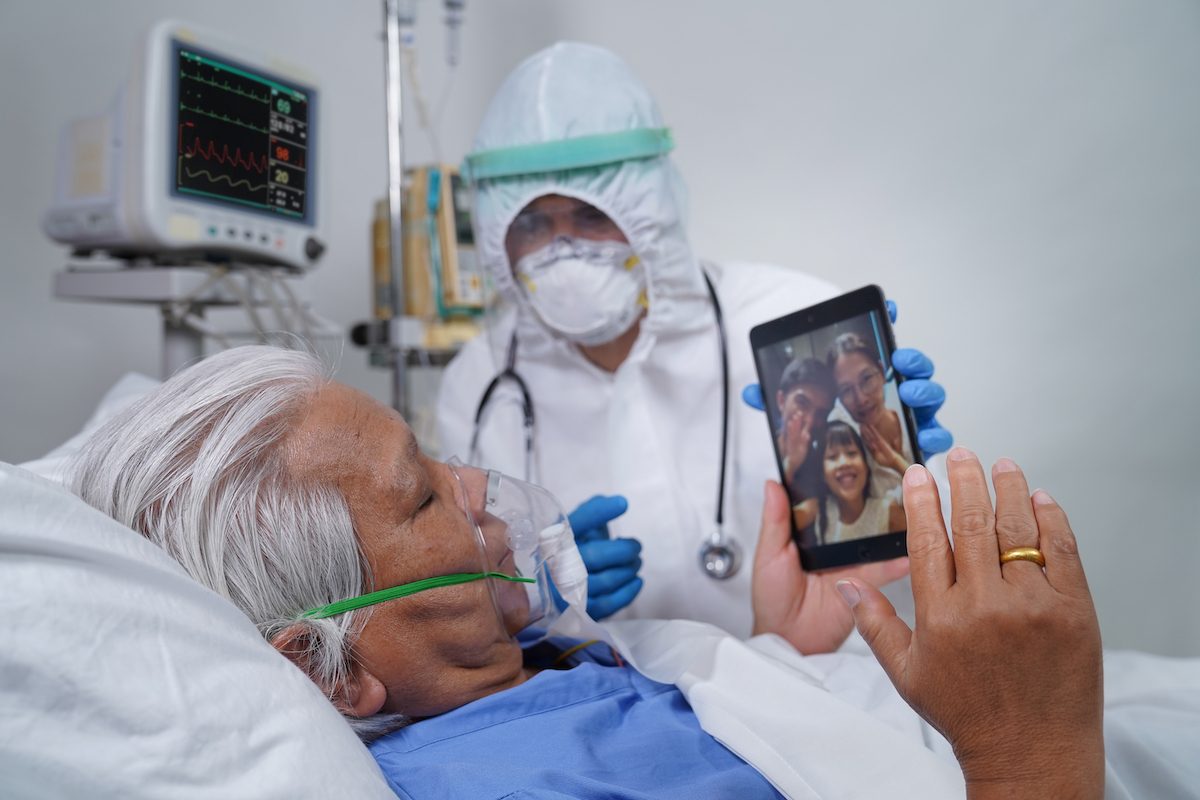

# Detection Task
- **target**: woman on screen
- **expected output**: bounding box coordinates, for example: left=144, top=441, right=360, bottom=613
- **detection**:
left=818, top=421, right=905, bottom=544
left=827, top=332, right=914, bottom=489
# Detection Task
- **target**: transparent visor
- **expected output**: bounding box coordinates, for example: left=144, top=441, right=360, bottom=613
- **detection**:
left=300, top=457, right=575, bottom=644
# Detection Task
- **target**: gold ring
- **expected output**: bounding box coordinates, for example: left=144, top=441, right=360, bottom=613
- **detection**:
left=1000, top=547, right=1045, bottom=567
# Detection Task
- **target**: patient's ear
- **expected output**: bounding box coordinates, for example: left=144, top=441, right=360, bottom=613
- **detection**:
left=270, top=624, right=387, bottom=718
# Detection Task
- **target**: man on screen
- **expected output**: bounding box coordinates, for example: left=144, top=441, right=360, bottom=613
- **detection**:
left=774, top=356, right=835, bottom=539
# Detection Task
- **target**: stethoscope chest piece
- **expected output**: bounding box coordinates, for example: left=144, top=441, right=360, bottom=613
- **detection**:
left=699, top=531, right=742, bottom=580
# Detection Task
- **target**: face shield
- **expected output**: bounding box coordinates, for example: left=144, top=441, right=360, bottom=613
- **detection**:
left=301, top=458, right=597, bottom=647
left=462, top=124, right=678, bottom=375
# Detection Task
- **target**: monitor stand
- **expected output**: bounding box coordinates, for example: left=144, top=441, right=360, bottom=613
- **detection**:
left=55, top=255, right=325, bottom=378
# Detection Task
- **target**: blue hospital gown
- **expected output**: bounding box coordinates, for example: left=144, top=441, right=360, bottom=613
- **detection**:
left=369, top=640, right=784, bottom=800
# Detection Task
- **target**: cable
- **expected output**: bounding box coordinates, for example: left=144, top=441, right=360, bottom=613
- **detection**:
left=247, top=268, right=287, bottom=344
left=218, top=270, right=268, bottom=344
left=401, top=36, right=442, bottom=162
left=701, top=271, right=729, bottom=528
left=432, top=55, right=457, bottom=153
left=179, top=312, right=231, bottom=349
left=154, top=262, right=339, bottom=356
left=271, top=270, right=315, bottom=344
left=162, top=264, right=229, bottom=328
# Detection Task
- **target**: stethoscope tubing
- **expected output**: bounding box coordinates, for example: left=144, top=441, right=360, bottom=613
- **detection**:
left=471, top=269, right=731, bottom=557
left=702, top=271, right=730, bottom=529
left=469, top=330, right=535, bottom=482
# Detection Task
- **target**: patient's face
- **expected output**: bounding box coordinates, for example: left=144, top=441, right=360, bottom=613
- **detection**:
left=285, top=382, right=531, bottom=718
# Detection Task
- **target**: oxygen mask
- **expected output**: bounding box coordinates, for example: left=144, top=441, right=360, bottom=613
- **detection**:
left=301, top=458, right=597, bottom=646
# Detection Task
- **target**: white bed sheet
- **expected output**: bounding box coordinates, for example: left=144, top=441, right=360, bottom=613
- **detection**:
left=607, top=618, right=1200, bottom=799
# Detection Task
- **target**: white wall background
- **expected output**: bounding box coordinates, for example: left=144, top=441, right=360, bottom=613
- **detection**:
left=2, top=0, right=1197, bottom=655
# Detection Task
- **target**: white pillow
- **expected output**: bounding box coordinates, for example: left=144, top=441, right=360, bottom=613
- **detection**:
left=0, top=462, right=395, bottom=800
left=17, top=372, right=161, bottom=484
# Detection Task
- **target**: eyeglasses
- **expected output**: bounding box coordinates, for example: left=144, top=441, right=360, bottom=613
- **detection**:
left=837, top=370, right=883, bottom=406
left=505, top=200, right=624, bottom=257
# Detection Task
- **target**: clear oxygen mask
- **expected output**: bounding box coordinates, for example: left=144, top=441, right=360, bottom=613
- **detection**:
left=443, top=457, right=590, bottom=641
left=301, top=458, right=598, bottom=647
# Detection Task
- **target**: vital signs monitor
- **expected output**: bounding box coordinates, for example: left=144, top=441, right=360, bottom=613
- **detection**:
left=43, top=20, right=324, bottom=271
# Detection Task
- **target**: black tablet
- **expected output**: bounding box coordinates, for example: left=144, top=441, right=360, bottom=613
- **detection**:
left=750, top=285, right=921, bottom=571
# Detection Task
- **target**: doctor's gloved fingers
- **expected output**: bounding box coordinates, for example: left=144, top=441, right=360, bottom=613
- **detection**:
left=897, top=379, right=945, bottom=418
left=891, top=348, right=934, bottom=379
left=568, top=495, right=629, bottom=542
left=887, top=300, right=897, bottom=324
left=742, top=384, right=765, bottom=411
left=588, top=577, right=643, bottom=620
left=578, top=538, right=643, bottom=572
left=918, top=423, right=954, bottom=459
left=587, top=561, right=643, bottom=597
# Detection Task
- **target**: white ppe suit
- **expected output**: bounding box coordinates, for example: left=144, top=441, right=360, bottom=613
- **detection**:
left=439, top=43, right=848, bottom=636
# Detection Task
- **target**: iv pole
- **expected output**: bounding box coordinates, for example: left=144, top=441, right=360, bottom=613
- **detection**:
left=383, top=0, right=409, bottom=415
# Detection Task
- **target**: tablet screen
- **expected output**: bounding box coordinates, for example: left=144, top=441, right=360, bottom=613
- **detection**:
left=751, top=286, right=917, bottom=568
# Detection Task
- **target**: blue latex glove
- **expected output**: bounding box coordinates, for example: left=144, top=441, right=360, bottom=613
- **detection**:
left=564, top=495, right=643, bottom=620
left=892, top=348, right=952, bottom=456
left=741, top=299, right=953, bottom=459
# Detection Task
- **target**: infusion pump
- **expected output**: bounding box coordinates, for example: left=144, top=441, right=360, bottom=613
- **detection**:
left=43, top=20, right=324, bottom=271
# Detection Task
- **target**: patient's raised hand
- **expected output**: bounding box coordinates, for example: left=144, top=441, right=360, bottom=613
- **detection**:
left=837, top=449, right=1104, bottom=800
left=750, top=479, right=909, bottom=654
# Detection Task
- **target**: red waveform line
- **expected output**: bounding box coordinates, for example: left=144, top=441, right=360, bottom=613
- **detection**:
left=179, top=126, right=267, bottom=173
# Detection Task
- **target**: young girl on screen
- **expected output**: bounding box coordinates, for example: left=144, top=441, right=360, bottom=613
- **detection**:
left=817, top=421, right=906, bottom=544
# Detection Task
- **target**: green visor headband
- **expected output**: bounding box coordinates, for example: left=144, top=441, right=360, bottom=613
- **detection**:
left=301, top=572, right=535, bottom=620
left=461, top=127, right=674, bottom=183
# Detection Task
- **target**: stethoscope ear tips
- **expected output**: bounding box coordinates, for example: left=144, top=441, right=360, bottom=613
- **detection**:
left=699, top=535, right=742, bottom=580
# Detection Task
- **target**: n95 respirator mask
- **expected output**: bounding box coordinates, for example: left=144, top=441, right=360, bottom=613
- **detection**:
left=513, top=236, right=647, bottom=347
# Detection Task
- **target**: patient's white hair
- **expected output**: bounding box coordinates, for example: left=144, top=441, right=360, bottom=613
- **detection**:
left=69, top=346, right=405, bottom=741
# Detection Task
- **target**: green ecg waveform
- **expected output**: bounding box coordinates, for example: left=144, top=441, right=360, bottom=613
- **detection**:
left=181, top=69, right=270, bottom=103
left=179, top=103, right=269, bottom=134
left=185, top=166, right=267, bottom=193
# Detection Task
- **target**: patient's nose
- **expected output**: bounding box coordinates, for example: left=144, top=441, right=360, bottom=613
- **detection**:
left=447, top=463, right=486, bottom=520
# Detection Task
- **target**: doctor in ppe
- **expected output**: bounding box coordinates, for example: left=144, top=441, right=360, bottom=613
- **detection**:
left=439, top=42, right=950, bottom=641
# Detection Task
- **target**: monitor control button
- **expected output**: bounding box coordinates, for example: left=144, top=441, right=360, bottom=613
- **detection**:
left=304, top=236, right=325, bottom=261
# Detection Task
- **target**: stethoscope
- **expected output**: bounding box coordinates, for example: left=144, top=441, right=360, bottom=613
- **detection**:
left=469, top=270, right=742, bottom=580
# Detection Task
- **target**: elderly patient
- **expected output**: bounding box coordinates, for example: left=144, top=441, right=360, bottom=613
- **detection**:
left=70, top=347, right=1105, bottom=799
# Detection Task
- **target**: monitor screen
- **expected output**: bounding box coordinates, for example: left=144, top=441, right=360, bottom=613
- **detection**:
left=174, top=42, right=312, bottom=223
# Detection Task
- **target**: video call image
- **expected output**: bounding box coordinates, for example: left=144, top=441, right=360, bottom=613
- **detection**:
left=757, top=311, right=913, bottom=547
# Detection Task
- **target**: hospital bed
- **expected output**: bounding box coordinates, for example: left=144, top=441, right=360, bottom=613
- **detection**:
left=4, top=376, right=1200, bottom=799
